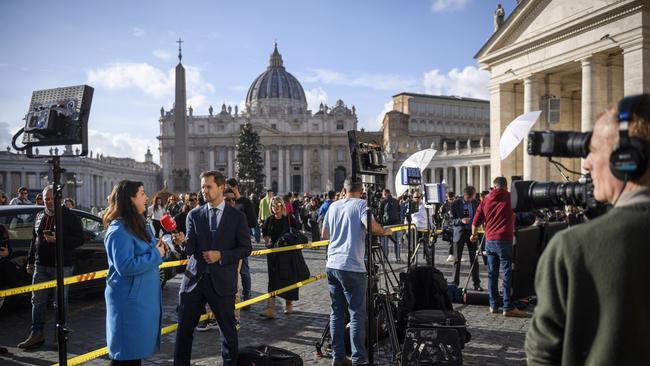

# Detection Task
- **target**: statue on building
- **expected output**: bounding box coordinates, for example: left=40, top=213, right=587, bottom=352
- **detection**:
left=227, top=105, right=232, bottom=115
left=188, top=105, right=193, bottom=116
left=455, top=140, right=460, bottom=151
left=443, top=141, right=448, bottom=151
left=160, top=106, right=164, bottom=118
left=480, top=137, right=484, bottom=148
left=494, top=4, right=505, bottom=32
left=209, top=105, right=213, bottom=116
left=467, top=139, right=472, bottom=151
left=351, top=105, right=356, bottom=115
left=234, top=105, right=238, bottom=115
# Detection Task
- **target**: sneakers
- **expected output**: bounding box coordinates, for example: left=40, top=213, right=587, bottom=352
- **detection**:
left=235, top=320, right=241, bottom=331
left=17, top=331, right=44, bottom=349
left=488, top=307, right=499, bottom=314
left=474, top=285, right=484, bottom=291
left=446, top=254, right=455, bottom=263
left=196, top=319, right=219, bottom=332
left=503, top=308, right=529, bottom=318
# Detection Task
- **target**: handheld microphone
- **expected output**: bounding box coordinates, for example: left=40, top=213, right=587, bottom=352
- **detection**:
left=160, top=214, right=177, bottom=233
left=159, top=214, right=180, bottom=256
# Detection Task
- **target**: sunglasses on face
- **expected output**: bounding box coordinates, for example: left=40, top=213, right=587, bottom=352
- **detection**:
left=225, top=198, right=235, bottom=203
left=189, top=198, right=198, bottom=202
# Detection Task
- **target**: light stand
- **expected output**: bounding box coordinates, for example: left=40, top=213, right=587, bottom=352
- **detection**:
left=365, top=180, right=376, bottom=365
left=50, top=156, right=69, bottom=366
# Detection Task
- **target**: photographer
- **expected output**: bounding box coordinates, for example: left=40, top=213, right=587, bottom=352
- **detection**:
left=525, top=94, right=650, bottom=364
left=321, top=179, right=392, bottom=366
left=438, top=191, right=456, bottom=262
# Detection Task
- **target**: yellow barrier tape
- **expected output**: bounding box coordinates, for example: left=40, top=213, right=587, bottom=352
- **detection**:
left=55, top=273, right=327, bottom=366
left=2, top=222, right=445, bottom=299
left=250, top=240, right=329, bottom=256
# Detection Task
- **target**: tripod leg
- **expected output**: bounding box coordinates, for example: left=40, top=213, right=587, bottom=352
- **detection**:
left=381, top=295, right=401, bottom=360
left=315, top=319, right=331, bottom=356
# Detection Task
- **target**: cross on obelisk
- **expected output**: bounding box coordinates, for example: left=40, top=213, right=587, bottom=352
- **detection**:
left=177, top=37, right=184, bottom=62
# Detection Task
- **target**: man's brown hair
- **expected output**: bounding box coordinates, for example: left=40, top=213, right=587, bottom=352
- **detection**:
left=200, top=170, right=226, bottom=186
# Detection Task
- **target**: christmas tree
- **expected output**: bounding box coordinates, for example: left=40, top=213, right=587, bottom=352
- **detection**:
left=235, top=122, right=265, bottom=196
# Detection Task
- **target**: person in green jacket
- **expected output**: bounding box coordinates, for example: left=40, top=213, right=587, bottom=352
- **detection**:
left=258, top=189, right=274, bottom=223
left=525, top=94, right=650, bottom=365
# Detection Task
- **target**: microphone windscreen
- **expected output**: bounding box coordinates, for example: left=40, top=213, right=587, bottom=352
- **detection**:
left=160, top=214, right=177, bottom=233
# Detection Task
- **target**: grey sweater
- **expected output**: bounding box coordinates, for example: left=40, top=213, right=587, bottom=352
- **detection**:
left=525, top=188, right=650, bottom=365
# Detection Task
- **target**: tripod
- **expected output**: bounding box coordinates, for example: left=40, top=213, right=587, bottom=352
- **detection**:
left=314, top=244, right=401, bottom=362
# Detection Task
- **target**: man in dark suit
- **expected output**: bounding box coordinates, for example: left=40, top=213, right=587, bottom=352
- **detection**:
left=173, top=171, right=252, bottom=366
left=450, top=185, right=482, bottom=290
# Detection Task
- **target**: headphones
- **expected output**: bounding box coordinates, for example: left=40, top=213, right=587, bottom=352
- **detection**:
left=609, top=95, right=648, bottom=181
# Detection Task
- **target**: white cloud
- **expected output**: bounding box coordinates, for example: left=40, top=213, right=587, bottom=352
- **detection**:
left=86, top=62, right=215, bottom=109
left=372, top=100, right=394, bottom=131
left=431, top=0, right=469, bottom=12
left=132, top=27, right=145, bottom=37
left=422, top=65, right=489, bottom=99
left=304, top=87, right=328, bottom=112
left=88, top=129, right=159, bottom=164
left=152, top=49, right=172, bottom=60
left=300, top=68, right=418, bottom=91
left=0, top=122, right=14, bottom=149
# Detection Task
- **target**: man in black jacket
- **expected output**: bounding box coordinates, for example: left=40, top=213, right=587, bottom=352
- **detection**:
left=450, top=186, right=482, bottom=290
left=379, top=189, right=402, bottom=262
left=18, top=186, right=84, bottom=350
left=226, top=178, right=255, bottom=306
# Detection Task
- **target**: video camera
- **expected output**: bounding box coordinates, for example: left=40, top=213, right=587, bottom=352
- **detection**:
left=512, top=130, right=607, bottom=218
left=348, top=130, right=387, bottom=177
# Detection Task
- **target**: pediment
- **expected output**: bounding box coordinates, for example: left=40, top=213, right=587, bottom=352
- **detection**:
left=251, top=122, right=282, bottom=136
left=477, top=0, right=618, bottom=60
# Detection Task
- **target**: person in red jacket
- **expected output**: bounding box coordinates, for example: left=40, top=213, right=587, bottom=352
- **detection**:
left=471, top=176, right=527, bottom=318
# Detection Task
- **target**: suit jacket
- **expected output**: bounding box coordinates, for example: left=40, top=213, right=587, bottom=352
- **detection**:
left=450, top=198, right=479, bottom=243
left=180, top=203, right=252, bottom=296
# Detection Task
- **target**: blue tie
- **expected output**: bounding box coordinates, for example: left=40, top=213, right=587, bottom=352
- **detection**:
left=211, top=207, right=220, bottom=230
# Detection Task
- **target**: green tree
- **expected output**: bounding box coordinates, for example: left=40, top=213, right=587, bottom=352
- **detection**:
left=235, top=122, right=265, bottom=196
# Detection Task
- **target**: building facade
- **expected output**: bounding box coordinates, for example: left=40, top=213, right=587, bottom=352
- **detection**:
left=476, top=0, right=649, bottom=182
left=382, top=93, right=492, bottom=194
left=158, top=44, right=356, bottom=195
left=0, top=148, right=160, bottom=211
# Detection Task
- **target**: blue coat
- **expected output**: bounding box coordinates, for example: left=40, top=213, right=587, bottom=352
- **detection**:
left=104, top=220, right=163, bottom=360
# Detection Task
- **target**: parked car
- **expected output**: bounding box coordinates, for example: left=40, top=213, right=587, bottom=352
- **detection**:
left=0, top=205, right=182, bottom=312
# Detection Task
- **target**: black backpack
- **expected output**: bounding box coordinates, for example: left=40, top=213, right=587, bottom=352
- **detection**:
left=382, top=198, right=401, bottom=225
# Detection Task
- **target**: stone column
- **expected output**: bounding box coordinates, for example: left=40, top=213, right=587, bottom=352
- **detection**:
left=454, top=166, right=461, bottom=195
left=227, top=148, right=233, bottom=178
left=285, top=148, right=291, bottom=193
left=467, top=165, right=474, bottom=187
left=209, top=149, right=215, bottom=170
left=622, top=40, right=650, bottom=95
left=233, top=146, right=239, bottom=177
left=581, top=55, right=607, bottom=132
left=303, top=148, right=309, bottom=194
left=321, top=146, right=329, bottom=191
left=489, top=83, right=516, bottom=179
left=278, top=147, right=284, bottom=195
left=479, top=165, right=486, bottom=192
left=442, top=166, right=448, bottom=186
left=265, top=148, right=271, bottom=188
left=523, top=75, right=541, bottom=180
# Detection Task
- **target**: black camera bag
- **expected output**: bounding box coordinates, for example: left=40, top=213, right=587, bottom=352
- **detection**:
left=237, top=345, right=303, bottom=366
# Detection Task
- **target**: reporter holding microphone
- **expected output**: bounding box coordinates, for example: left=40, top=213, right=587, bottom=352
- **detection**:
left=102, top=180, right=177, bottom=365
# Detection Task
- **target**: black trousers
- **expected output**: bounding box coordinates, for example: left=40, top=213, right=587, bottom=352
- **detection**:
left=174, top=276, right=238, bottom=366
left=110, top=360, right=141, bottom=366
left=453, top=230, right=481, bottom=287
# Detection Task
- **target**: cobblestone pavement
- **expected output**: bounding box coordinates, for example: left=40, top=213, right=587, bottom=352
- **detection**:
left=0, top=237, right=530, bottom=365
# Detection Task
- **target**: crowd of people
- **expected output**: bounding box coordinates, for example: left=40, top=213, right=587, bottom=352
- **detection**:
left=2, top=93, right=650, bottom=365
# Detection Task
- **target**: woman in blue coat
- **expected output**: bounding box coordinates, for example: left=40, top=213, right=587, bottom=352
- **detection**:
left=103, top=180, right=167, bottom=365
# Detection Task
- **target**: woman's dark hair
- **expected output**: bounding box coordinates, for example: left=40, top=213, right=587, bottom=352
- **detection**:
left=103, top=180, right=151, bottom=242
left=154, top=196, right=163, bottom=210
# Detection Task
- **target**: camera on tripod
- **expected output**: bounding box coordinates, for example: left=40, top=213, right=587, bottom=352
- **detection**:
left=13, top=85, right=93, bottom=157
left=512, top=130, right=606, bottom=217
left=348, top=130, right=387, bottom=177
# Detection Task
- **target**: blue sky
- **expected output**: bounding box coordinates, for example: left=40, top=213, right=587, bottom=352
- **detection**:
left=0, top=0, right=515, bottom=163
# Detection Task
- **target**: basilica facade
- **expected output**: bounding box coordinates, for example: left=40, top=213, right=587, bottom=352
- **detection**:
left=158, top=44, right=356, bottom=194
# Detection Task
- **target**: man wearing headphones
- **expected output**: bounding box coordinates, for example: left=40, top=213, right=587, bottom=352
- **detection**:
left=525, top=94, right=650, bottom=365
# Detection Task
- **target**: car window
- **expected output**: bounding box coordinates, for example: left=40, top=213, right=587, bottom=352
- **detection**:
left=1, top=212, right=36, bottom=241
left=79, top=216, right=106, bottom=242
